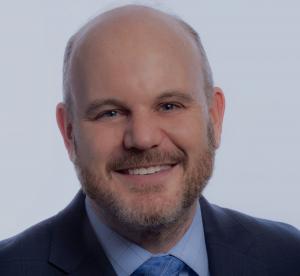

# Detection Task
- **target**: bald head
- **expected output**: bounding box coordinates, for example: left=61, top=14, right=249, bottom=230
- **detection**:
left=63, top=5, right=214, bottom=116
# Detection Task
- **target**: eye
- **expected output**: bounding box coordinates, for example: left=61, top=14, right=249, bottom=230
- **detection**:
left=95, top=110, right=123, bottom=120
left=159, top=103, right=182, bottom=112
left=102, top=110, right=118, bottom=117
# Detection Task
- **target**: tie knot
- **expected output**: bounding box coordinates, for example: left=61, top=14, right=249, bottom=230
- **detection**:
left=131, top=255, right=186, bottom=276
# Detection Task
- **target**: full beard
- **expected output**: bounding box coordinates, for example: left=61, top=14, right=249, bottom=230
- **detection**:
left=74, top=121, right=216, bottom=232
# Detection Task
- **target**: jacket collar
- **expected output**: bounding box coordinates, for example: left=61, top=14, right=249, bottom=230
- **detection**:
left=200, top=196, right=267, bottom=276
left=48, top=190, right=117, bottom=275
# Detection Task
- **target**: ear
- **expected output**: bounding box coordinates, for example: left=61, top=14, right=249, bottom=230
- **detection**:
left=209, top=87, right=225, bottom=148
left=56, top=103, right=75, bottom=162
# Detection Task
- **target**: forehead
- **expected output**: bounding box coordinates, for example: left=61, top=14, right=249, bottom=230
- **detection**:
left=69, top=6, right=206, bottom=109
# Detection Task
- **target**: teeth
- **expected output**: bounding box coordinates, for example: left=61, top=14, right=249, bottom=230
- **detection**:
left=128, top=165, right=170, bottom=175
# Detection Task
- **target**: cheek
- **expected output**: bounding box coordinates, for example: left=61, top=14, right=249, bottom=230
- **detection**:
left=75, top=123, right=124, bottom=164
left=162, top=113, right=208, bottom=153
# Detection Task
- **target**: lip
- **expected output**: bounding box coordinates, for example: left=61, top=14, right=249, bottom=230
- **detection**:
left=115, top=163, right=177, bottom=172
left=113, top=163, right=180, bottom=187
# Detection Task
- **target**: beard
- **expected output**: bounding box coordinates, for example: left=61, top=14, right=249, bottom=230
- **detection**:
left=74, top=121, right=216, bottom=232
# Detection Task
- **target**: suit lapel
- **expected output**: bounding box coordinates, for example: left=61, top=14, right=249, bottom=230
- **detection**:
left=48, top=191, right=117, bottom=276
left=200, top=197, right=267, bottom=276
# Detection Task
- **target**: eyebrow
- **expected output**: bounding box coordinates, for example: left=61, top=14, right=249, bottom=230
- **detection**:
left=84, top=98, right=126, bottom=118
left=83, top=90, right=195, bottom=118
left=155, top=90, right=195, bottom=103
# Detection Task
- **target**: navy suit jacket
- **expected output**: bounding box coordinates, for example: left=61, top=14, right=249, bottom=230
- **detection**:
left=1, top=190, right=300, bottom=275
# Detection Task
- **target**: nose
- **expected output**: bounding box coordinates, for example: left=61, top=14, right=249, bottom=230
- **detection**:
left=123, top=113, right=163, bottom=150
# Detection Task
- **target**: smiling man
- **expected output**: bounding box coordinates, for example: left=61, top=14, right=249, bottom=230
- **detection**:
left=1, top=4, right=300, bottom=276
left=58, top=5, right=221, bottom=254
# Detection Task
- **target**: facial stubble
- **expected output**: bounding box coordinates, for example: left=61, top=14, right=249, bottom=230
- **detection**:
left=74, top=120, right=216, bottom=232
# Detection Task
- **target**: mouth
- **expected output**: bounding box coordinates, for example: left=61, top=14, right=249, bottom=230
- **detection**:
left=115, top=164, right=177, bottom=176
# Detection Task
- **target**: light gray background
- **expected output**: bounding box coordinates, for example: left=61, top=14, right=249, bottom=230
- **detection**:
left=1, top=0, right=299, bottom=240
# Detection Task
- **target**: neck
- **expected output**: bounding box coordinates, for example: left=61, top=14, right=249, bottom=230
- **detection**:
left=90, top=200, right=197, bottom=254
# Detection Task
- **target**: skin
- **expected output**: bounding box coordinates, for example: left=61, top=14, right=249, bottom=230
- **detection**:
left=56, top=5, right=225, bottom=253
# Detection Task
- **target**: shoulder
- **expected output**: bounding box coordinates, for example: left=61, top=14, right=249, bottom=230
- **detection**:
left=201, top=197, right=300, bottom=273
left=0, top=215, right=56, bottom=257
left=0, top=191, right=86, bottom=275
left=225, top=206, right=300, bottom=272
left=0, top=215, right=57, bottom=275
left=223, top=205, right=300, bottom=248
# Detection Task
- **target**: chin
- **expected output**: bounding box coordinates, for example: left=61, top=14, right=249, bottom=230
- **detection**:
left=102, top=187, right=190, bottom=230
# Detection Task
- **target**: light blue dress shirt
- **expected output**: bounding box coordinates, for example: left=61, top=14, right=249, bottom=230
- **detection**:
left=85, top=197, right=210, bottom=276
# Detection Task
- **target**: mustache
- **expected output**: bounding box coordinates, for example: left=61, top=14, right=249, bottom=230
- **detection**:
left=107, top=148, right=187, bottom=171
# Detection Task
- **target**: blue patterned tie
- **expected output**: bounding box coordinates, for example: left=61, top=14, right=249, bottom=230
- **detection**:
left=131, top=255, right=187, bottom=276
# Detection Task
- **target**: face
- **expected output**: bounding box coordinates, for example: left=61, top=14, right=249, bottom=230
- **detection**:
left=57, top=15, right=224, bottom=231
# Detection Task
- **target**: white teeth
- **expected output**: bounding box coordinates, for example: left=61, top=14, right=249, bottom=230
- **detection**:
left=128, top=165, right=170, bottom=175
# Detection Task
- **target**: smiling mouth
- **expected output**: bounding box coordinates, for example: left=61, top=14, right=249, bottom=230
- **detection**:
left=116, top=164, right=175, bottom=175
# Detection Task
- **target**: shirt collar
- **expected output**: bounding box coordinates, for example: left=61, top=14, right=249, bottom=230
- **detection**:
left=85, top=197, right=209, bottom=276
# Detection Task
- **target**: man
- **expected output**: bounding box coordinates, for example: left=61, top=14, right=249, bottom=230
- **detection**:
left=1, top=4, right=300, bottom=276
